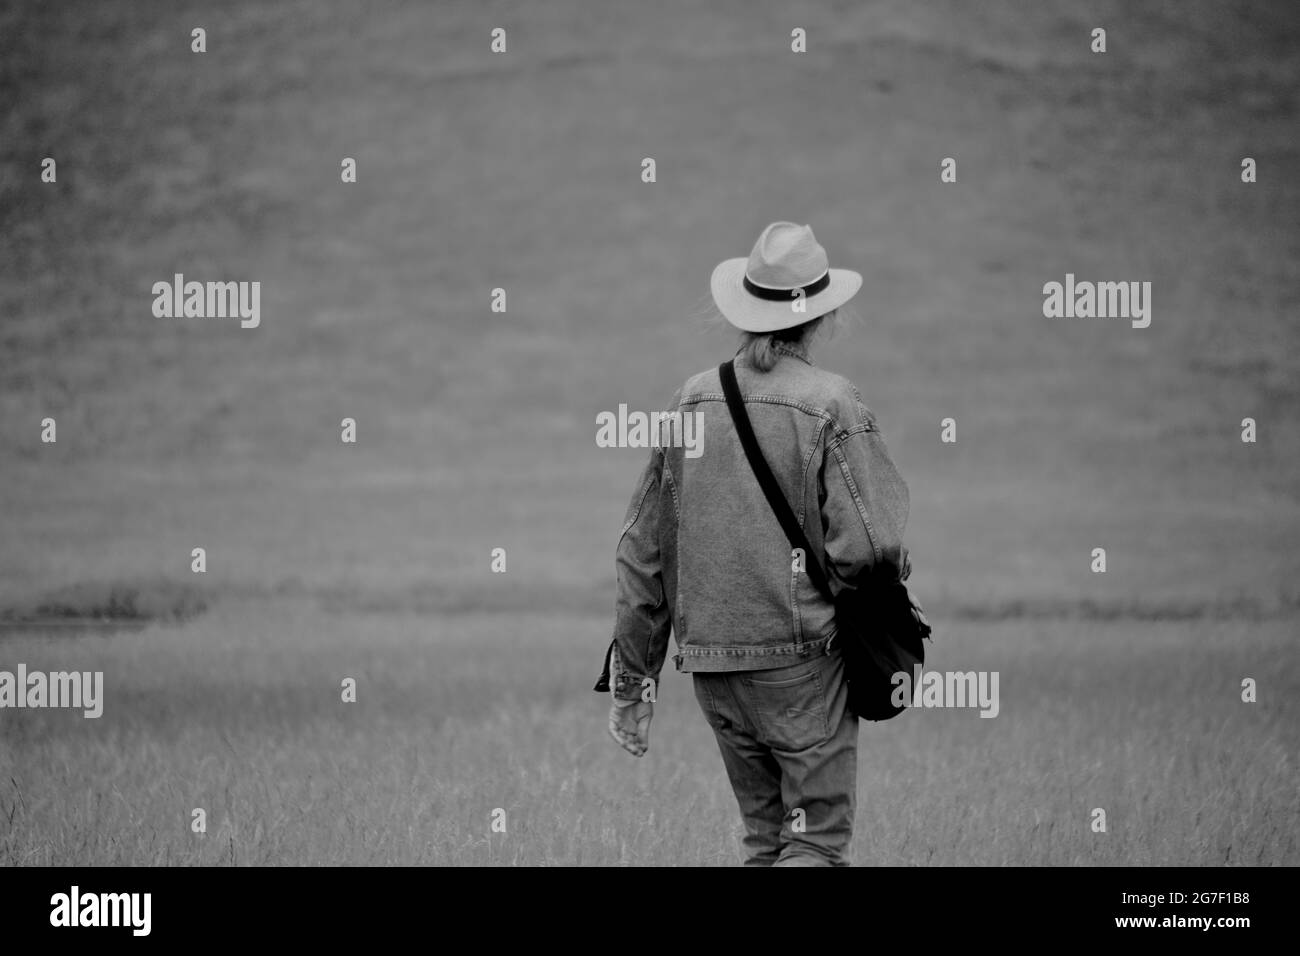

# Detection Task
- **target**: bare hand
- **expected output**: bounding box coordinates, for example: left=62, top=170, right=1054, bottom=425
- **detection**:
left=608, top=698, right=653, bottom=757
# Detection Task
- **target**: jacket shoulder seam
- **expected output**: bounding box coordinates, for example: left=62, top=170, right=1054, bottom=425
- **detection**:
left=680, top=392, right=834, bottom=421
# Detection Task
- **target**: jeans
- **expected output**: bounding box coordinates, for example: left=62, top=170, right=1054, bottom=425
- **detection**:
left=692, top=646, right=858, bottom=866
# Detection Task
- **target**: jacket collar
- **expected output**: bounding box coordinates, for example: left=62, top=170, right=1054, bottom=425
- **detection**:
left=775, top=343, right=814, bottom=365
left=732, top=343, right=816, bottom=367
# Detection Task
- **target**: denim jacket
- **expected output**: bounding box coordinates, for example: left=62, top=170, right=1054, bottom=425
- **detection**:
left=597, top=344, right=911, bottom=702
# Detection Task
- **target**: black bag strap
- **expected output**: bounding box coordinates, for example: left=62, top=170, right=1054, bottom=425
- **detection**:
left=719, top=359, right=835, bottom=604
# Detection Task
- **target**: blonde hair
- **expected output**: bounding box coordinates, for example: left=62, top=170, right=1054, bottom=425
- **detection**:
left=739, top=309, right=840, bottom=372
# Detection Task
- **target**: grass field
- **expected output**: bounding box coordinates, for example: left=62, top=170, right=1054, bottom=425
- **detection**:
left=3, top=607, right=1296, bottom=865
left=2, top=0, right=1299, bottom=865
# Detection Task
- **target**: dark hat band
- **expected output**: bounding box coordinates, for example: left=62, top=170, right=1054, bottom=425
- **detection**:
left=742, top=270, right=831, bottom=301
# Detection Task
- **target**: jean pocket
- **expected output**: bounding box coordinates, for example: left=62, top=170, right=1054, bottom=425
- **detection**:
left=744, top=660, right=830, bottom=751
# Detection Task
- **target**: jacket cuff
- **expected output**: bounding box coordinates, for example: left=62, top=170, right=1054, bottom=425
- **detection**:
left=612, top=672, right=657, bottom=703
left=593, top=639, right=614, bottom=693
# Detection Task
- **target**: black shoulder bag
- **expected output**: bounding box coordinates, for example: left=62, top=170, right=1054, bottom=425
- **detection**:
left=718, top=359, right=931, bottom=721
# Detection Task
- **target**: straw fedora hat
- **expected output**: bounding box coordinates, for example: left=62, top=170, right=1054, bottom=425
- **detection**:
left=711, top=221, right=862, bottom=333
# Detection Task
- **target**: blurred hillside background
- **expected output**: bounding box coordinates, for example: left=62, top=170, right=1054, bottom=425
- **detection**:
left=1, top=0, right=1297, bottom=865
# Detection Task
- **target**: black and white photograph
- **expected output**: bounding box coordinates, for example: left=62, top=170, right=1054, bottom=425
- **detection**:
left=0, top=0, right=1296, bottom=932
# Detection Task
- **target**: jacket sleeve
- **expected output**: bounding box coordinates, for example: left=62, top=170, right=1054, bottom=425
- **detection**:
left=604, top=441, right=672, bottom=702
left=820, top=385, right=911, bottom=595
